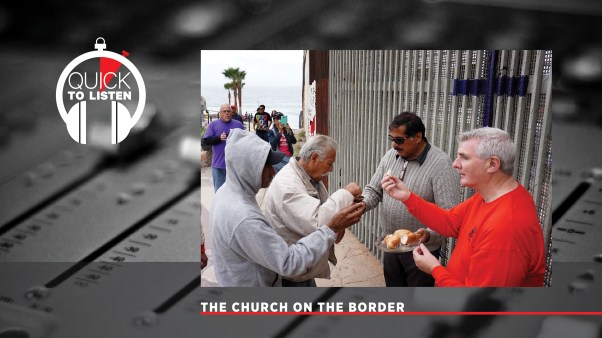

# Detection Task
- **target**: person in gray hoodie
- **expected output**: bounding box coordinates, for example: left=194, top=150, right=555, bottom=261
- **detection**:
left=211, top=129, right=365, bottom=287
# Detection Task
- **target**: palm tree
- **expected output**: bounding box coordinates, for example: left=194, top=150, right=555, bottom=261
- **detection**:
left=238, top=82, right=245, bottom=112
left=222, top=67, right=246, bottom=112
left=233, top=69, right=246, bottom=112
left=222, top=67, right=238, bottom=106
left=223, top=82, right=233, bottom=105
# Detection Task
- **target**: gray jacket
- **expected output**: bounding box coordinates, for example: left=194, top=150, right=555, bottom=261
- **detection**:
left=211, top=129, right=336, bottom=286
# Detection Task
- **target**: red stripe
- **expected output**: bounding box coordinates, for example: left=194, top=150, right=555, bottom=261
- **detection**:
left=200, top=311, right=602, bottom=316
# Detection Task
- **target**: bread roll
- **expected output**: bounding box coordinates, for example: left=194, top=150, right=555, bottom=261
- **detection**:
left=393, top=229, right=423, bottom=246
left=394, top=229, right=412, bottom=238
left=400, top=232, right=423, bottom=246
left=384, top=234, right=401, bottom=249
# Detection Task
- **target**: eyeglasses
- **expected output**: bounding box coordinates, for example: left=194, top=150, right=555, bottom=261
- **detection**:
left=221, top=110, right=232, bottom=113
left=388, top=135, right=410, bottom=145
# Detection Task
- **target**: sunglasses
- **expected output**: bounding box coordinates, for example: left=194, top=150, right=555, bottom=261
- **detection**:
left=388, top=135, right=410, bottom=145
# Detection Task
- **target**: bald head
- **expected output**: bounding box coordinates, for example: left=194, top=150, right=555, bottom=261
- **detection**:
left=219, top=103, right=232, bottom=122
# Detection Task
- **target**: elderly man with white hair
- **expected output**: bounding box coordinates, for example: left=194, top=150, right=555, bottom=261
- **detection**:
left=262, top=134, right=363, bottom=287
left=382, top=127, right=546, bottom=287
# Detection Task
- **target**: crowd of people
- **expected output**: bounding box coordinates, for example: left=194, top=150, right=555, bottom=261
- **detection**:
left=201, top=105, right=546, bottom=287
left=202, top=103, right=297, bottom=192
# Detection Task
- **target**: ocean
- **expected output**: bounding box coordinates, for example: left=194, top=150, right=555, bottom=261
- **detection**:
left=201, top=86, right=302, bottom=129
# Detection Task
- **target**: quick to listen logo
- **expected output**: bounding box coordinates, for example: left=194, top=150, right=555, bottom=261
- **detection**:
left=56, top=37, right=146, bottom=144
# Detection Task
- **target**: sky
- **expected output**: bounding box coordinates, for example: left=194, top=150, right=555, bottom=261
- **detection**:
left=200, top=50, right=303, bottom=88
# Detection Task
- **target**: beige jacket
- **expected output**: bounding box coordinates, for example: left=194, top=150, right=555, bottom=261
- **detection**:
left=261, top=157, right=353, bottom=281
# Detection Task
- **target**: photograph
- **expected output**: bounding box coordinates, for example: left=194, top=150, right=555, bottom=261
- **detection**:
left=201, top=50, right=553, bottom=288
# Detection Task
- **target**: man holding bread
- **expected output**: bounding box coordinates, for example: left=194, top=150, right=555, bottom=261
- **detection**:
left=362, top=112, right=460, bottom=287
left=382, top=127, right=545, bottom=286
left=262, top=134, right=363, bottom=287
left=210, top=129, right=365, bottom=286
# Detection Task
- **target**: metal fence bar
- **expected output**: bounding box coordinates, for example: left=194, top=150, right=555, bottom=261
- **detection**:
left=513, top=50, right=531, bottom=180
left=505, top=50, right=520, bottom=138
left=447, top=50, right=461, bottom=155
left=521, top=51, right=543, bottom=185
left=424, top=50, right=433, bottom=140
left=351, top=50, right=360, bottom=240
left=399, top=51, right=406, bottom=114
left=431, top=51, right=441, bottom=145
left=409, top=51, right=416, bottom=113
left=418, top=50, right=426, bottom=126
left=537, top=67, right=553, bottom=286
left=367, top=50, right=376, bottom=249
left=351, top=51, right=358, bottom=240
left=494, top=50, right=509, bottom=129
left=439, top=51, right=452, bottom=154
left=471, top=50, right=484, bottom=129
left=459, top=50, right=470, bottom=136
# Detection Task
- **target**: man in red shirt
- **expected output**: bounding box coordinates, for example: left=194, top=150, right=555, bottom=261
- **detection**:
left=382, top=127, right=545, bottom=287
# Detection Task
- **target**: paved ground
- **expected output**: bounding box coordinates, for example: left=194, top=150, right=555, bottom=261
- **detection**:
left=200, top=165, right=385, bottom=287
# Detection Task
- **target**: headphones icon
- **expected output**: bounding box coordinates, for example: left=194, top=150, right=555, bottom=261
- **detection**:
left=56, top=37, right=146, bottom=144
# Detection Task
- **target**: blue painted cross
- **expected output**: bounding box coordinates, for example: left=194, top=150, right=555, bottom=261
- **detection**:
left=451, top=50, right=530, bottom=127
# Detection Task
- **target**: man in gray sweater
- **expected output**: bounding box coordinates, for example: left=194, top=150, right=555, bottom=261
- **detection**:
left=211, top=129, right=365, bottom=287
left=362, top=112, right=460, bottom=287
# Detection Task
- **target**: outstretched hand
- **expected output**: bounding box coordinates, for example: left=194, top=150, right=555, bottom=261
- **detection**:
left=381, top=174, right=411, bottom=202
left=327, top=203, right=366, bottom=233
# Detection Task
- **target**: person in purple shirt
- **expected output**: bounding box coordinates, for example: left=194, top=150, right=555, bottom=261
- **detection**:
left=202, top=103, right=245, bottom=191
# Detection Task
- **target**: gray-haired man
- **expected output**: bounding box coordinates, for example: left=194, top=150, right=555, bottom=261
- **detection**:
left=382, top=127, right=545, bottom=287
left=211, top=129, right=365, bottom=286
left=262, top=134, right=363, bottom=287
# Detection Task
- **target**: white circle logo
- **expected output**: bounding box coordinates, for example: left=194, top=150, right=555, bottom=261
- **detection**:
left=56, top=37, right=146, bottom=144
